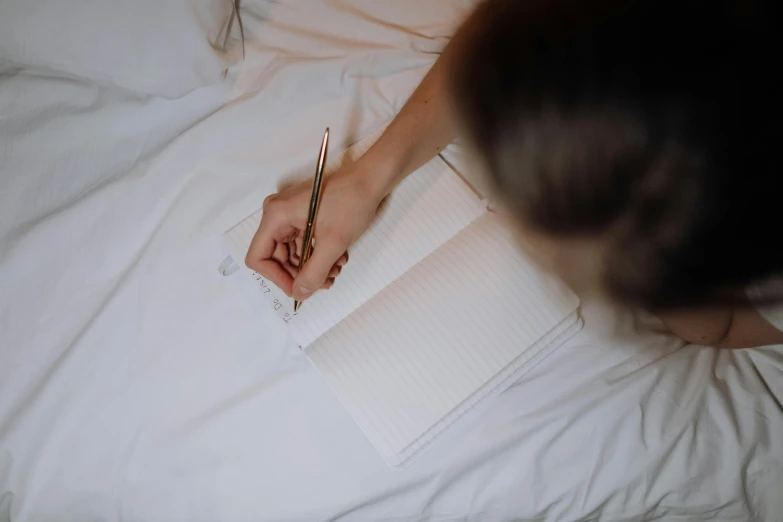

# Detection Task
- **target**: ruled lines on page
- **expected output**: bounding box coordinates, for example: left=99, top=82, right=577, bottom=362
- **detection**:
left=307, top=212, right=579, bottom=463
left=291, top=156, right=485, bottom=347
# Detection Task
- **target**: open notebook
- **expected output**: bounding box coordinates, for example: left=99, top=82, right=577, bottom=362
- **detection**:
left=223, top=130, right=583, bottom=466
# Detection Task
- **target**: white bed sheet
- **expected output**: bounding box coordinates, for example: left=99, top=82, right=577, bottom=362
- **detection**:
left=1, top=1, right=782, bottom=520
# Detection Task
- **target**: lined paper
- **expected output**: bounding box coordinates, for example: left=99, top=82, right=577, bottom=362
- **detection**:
left=223, top=130, right=486, bottom=347
left=307, top=212, right=580, bottom=465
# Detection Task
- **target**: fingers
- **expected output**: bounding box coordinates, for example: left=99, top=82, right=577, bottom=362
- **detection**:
left=275, top=242, right=298, bottom=279
left=290, top=241, right=346, bottom=270
left=328, top=264, right=342, bottom=278
left=245, top=206, right=298, bottom=296
left=248, top=172, right=364, bottom=303
left=245, top=228, right=346, bottom=301
left=292, top=235, right=347, bottom=301
left=289, top=237, right=303, bottom=267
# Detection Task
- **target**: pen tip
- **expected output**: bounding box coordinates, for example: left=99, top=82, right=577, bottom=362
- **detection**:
left=294, top=301, right=300, bottom=312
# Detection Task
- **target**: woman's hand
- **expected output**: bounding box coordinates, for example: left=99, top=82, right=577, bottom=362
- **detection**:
left=245, top=163, right=384, bottom=303
left=246, top=30, right=458, bottom=304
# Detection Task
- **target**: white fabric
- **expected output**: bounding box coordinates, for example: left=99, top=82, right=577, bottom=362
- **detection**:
left=748, top=282, right=783, bottom=331
left=1, top=1, right=782, bottom=520
left=757, top=305, right=783, bottom=330
left=0, top=0, right=238, bottom=98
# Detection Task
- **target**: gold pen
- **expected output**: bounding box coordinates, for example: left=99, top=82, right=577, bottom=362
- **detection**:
left=294, top=128, right=330, bottom=312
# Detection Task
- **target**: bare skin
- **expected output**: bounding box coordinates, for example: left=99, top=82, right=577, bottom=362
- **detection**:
left=657, top=306, right=783, bottom=348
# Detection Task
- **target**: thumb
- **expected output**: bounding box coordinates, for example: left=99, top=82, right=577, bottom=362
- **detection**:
left=293, top=237, right=346, bottom=301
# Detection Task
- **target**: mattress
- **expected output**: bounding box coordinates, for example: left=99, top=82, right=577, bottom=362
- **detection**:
left=1, top=1, right=781, bottom=520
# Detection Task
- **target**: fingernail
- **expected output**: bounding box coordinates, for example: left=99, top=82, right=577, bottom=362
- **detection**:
left=297, top=285, right=312, bottom=299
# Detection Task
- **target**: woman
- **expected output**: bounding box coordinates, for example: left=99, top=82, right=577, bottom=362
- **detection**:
left=246, top=0, right=782, bottom=348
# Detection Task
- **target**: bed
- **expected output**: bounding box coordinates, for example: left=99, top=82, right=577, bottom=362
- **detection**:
left=1, top=1, right=782, bottom=520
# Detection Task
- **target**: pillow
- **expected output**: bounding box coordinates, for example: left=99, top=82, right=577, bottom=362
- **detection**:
left=0, top=0, right=242, bottom=98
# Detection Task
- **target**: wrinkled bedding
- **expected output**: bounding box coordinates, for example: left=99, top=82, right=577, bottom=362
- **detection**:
left=1, top=1, right=781, bottom=520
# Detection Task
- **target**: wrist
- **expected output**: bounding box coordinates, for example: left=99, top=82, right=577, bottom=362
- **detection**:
left=352, top=146, right=406, bottom=201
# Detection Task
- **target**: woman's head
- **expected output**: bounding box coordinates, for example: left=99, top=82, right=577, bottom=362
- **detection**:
left=446, top=0, right=780, bottom=310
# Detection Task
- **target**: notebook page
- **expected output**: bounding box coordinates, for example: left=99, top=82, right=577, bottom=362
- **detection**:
left=307, top=212, right=580, bottom=464
left=223, top=141, right=486, bottom=348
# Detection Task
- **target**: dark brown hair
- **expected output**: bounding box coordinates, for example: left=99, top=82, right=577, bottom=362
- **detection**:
left=448, top=0, right=781, bottom=309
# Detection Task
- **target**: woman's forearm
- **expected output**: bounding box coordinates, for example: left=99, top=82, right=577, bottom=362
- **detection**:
left=360, top=54, right=457, bottom=200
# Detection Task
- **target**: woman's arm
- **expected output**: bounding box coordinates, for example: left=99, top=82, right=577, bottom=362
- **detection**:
left=359, top=56, right=457, bottom=201
left=657, top=303, right=783, bottom=348
left=246, top=43, right=459, bottom=302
